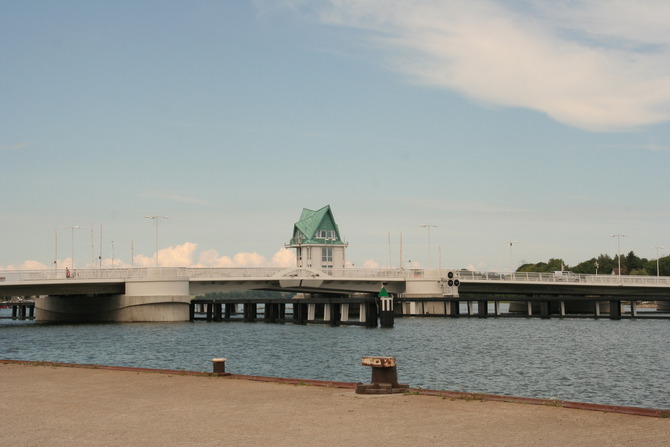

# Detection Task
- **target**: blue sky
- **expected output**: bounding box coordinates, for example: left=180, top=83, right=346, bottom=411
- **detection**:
left=2, top=0, right=669, bottom=272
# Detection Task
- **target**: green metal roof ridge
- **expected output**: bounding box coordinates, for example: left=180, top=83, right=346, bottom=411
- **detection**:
left=292, top=205, right=343, bottom=243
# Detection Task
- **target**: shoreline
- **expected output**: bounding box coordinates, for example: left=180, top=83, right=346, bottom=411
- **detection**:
left=3, top=360, right=669, bottom=446
left=3, top=359, right=668, bottom=418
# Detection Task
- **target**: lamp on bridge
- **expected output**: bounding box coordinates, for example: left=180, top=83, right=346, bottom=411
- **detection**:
left=610, top=233, right=628, bottom=278
left=420, top=224, right=437, bottom=268
left=651, top=245, right=665, bottom=277
left=504, top=240, right=519, bottom=272
left=145, top=216, right=169, bottom=267
left=61, top=225, right=83, bottom=269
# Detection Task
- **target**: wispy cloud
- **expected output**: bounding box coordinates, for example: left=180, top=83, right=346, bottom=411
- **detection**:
left=138, top=192, right=212, bottom=206
left=276, top=0, right=670, bottom=131
left=0, top=142, right=32, bottom=151
left=0, top=245, right=296, bottom=270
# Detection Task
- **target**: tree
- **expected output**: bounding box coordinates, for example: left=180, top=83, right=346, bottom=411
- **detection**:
left=572, top=258, right=598, bottom=274
left=624, top=251, right=646, bottom=273
left=643, top=255, right=670, bottom=276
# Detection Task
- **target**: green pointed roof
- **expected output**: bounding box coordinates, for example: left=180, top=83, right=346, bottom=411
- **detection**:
left=290, top=205, right=344, bottom=245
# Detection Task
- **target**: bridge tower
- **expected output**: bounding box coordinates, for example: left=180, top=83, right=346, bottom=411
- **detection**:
left=286, top=205, right=348, bottom=270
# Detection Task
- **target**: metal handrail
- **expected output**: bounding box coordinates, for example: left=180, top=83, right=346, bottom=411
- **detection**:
left=2, top=267, right=669, bottom=286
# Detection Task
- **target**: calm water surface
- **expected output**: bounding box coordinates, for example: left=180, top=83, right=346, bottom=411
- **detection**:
left=1, top=309, right=668, bottom=410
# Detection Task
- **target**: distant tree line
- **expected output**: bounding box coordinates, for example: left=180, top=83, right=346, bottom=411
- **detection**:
left=517, top=252, right=670, bottom=276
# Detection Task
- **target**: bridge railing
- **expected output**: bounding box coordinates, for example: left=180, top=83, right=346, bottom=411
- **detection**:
left=3, top=267, right=669, bottom=286
left=0, top=268, right=148, bottom=282
left=457, top=270, right=670, bottom=286
left=0, top=267, right=437, bottom=282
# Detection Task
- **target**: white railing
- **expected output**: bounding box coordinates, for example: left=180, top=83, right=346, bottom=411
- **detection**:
left=2, top=267, right=669, bottom=287
left=457, top=270, right=670, bottom=286
left=0, top=267, right=440, bottom=282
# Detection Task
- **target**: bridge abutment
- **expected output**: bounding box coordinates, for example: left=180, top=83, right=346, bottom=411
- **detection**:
left=36, top=269, right=191, bottom=322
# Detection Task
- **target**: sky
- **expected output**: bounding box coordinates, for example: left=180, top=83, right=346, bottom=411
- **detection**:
left=2, top=0, right=669, bottom=273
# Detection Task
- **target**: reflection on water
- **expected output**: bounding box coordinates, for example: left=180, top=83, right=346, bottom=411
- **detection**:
left=1, top=308, right=668, bottom=409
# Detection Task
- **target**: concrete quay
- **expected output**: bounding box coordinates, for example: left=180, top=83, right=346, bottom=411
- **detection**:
left=2, top=361, right=669, bottom=447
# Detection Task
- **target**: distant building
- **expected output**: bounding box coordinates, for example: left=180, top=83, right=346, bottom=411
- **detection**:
left=286, top=205, right=348, bottom=270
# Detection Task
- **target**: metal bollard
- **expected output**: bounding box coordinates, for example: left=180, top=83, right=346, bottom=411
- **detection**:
left=211, top=358, right=231, bottom=376
left=356, top=356, right=409, bottom=394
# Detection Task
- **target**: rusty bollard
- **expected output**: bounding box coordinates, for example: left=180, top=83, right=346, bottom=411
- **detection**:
left=356, top=356, right=409, bottom=394
left=211, top=358, right=231, bottom=376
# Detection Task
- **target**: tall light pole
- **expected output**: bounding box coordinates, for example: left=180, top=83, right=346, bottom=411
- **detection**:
left=54, top=228, right=58, bottom=270
left=145, top=215, right=169, bottom=266
left=651, top=245, right=665, bottom=277
left=504, top=240, right=519, bottom=272
left=62, top=225, right=83, bottom=269
left=420, top=224, right=437, bottom=268
left=610, top=233, right=627, bottom=278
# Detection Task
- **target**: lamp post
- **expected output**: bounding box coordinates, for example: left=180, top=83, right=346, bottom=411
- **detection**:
left=61, top=225, right=83, bottom=269
left=610, top=233, right=627, bottom=278
left=420, top=224, right=437, bottom=268
left=145, top=215, right=169, bottom=266
left=651, top=246, right=665, bottom=277
left=54, top=228, right=58, bottom=271
left=504, top=240, right=519, bottom=272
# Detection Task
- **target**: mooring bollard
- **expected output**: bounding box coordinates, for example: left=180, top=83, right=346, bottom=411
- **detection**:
left=356, top=356, right=409, bottom=394
left=211, top=358, right=230, bottom=376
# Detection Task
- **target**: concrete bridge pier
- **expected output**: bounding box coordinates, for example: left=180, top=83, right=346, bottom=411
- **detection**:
left=36, top=270, right=191, bottom=322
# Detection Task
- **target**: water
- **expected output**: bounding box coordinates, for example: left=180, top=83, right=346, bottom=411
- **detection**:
left=1, top=308, right=668, bottom=410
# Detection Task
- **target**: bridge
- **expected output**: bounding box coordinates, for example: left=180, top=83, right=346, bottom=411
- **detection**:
left=1, top=267, right=670, bottom=322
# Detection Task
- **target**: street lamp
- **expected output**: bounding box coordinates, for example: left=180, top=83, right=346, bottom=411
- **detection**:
left=504, top=240, right=519, bottom=272
left=420, top=224, right=437, bottom=268
left=145, top=215, right=169, bottom=266
left=610, top=233, right=627, bottom=278
left=651, top=246, right=665, bottom=277
left=61, top=225, right=83, bottom=269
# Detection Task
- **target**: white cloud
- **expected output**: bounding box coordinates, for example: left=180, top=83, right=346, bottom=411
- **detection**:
left=272, top=248, right=296, bottom=267
left=0, top=260, right=50, bottom=270
left=362, top=259, right=380, bottom=269
left=285, top=0, right=670, bottom=131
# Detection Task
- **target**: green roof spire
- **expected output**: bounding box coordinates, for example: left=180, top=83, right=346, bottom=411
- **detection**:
left=289, top=205, right=344, bottom=246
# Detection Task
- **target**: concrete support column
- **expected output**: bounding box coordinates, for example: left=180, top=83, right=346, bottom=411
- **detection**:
left=330, top=303, right=341, bottom=326
left=526, top=301, right=533, bottom=316
left=609, top=300, right=622, bottom=320
left=307, top=303, right=316, bottom=321
left=540, top=301, right=550, bottom=319
left=293, top=303, right=307, bottom=325
left=494, top=301, right=501, bottom=316
left=340, top=303, right=349, bottom=322
left=560, top=301, right=566, bottom=316
left=37, top=272, right=191, bottom=322
left=630, top=300, right=637, bottom=317
left=595, top=301, right=601, bottom=318
left=365, top=300, right=378, bottom=328
left=477, top=300, right=488, bottom=318
left=243, top=303, right=257, bottom=322
left=264, top=303, right=277, bottom=323
left=467, top=301, right=474, bottom=316
left=449, top=301, right=460, bottom=318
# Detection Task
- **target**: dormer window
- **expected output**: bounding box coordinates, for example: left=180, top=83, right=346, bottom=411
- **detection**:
left=316, top=230, right=336, bottom=239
